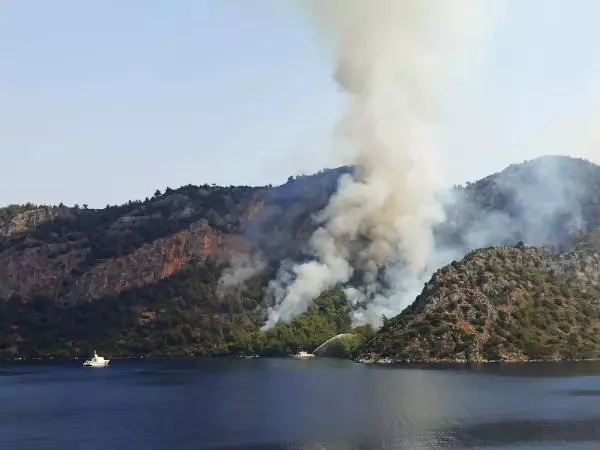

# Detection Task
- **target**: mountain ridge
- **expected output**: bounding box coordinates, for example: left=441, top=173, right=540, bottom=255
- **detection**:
left=2, top=155, right=600, bottom=359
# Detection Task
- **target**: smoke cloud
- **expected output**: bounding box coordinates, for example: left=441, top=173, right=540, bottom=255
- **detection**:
left=264, top=0, right=495, bottom=329
left=441, top=155, right=590, bottom=252
left=217, top=252, right=266, bottom=298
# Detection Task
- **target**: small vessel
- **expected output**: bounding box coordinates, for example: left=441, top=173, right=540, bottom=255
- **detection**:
left=83, top=350, right=110, bottom=368
left=293, top=350, right=315, bottom=359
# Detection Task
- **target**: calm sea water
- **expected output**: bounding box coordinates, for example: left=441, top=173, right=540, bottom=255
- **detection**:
left=1, top=358, right=600, bottom=449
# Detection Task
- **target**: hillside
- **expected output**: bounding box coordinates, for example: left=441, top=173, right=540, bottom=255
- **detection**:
left=2, top=155, right=600, bottom=359
left=0, top=169, right=349, bottom=358
left=357, top=238, right=600, bottom=363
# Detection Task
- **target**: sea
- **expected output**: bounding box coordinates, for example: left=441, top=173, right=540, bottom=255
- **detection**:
left=1, top=357, right=600, bottom=449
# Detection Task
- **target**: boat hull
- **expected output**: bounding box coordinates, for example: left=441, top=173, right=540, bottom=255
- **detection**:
left=292, top=352, right=315, bottom=359
left=83, top=360, right=110, bottom=368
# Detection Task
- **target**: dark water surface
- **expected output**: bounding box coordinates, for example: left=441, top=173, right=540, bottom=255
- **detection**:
left=2, top=358, right=600, bottom=449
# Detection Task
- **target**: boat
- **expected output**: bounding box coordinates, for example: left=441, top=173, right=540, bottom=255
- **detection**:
left=83, top=350, right=110, bottom=368
left=293, top=350, right=315, bottom=359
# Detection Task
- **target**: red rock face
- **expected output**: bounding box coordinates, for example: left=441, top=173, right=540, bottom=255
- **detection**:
left=0, top=209, right=267, bottom=303
left=161, top=236, right=189, bottom=279
left=63, top=220, right=250, bottom=302
left=0, top=214, right=256, bottom=303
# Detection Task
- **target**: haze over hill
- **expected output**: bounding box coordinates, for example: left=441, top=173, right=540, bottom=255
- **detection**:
left=1, top=155, right=600, bottom=358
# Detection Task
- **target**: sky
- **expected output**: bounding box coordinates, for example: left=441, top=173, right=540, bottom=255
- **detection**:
left=2, top=0, right=600, bottom=207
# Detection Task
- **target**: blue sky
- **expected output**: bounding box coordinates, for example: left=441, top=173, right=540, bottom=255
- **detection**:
left=2, top=0, right=600, bottom=207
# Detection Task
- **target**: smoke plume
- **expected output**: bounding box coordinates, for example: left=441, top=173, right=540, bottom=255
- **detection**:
left=264, top=0, right=493, bottom=329
left=217, top=252, right=266, bottom=298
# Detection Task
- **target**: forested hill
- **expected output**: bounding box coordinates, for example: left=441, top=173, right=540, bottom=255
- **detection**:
left=357, top=235, right=600, bottom=363
left=2, top=155, right=600, bottom=359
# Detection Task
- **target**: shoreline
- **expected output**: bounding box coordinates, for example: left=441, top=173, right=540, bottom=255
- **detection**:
left=3, top=353, right=600, bottom=366
left=356, top=356, right=600, bottom=365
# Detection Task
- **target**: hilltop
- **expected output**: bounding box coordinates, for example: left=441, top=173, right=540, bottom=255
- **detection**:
left=357, top=236, right=600, bottom=363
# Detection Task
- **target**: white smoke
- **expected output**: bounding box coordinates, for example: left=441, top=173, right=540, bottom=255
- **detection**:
left=263, top=0, right=496, bottom=329
left=217, top=252, right=266, bottom=298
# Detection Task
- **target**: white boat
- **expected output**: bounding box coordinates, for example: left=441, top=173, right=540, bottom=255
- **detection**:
left=293, top=350, right=315, bottom=359
left=83, top=350, right=110, bottom=368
